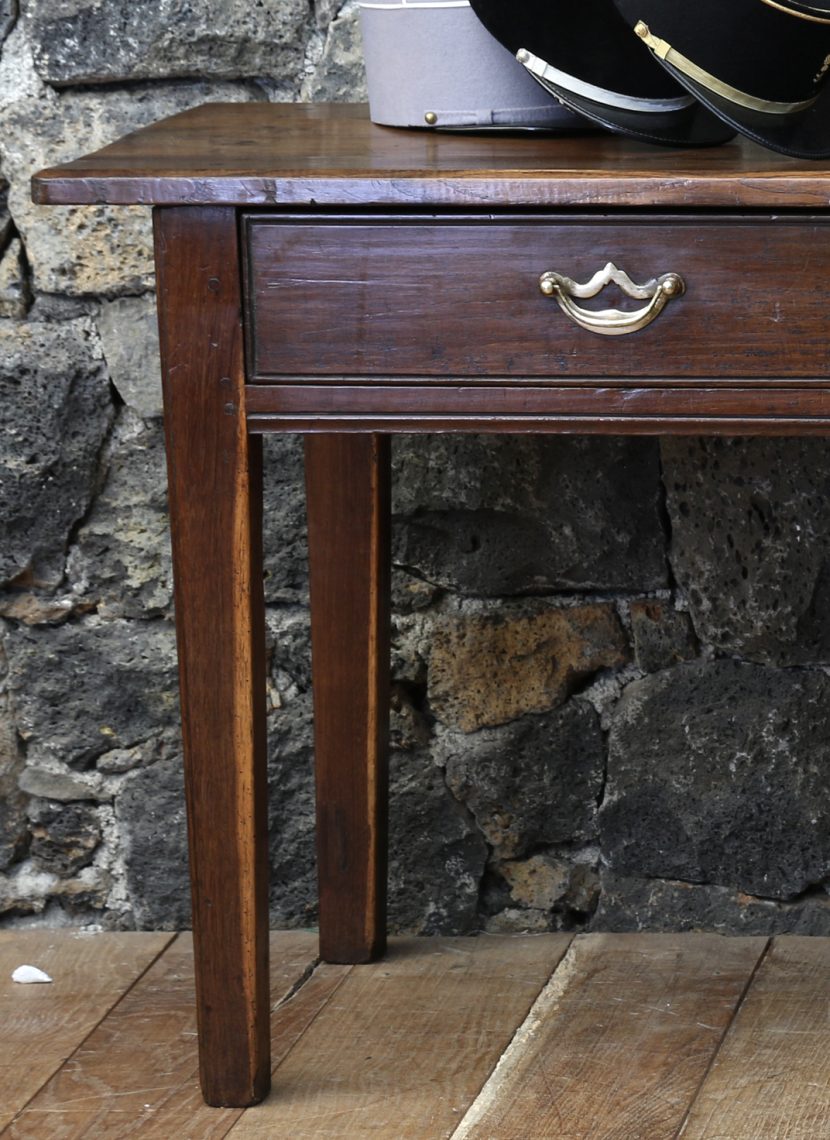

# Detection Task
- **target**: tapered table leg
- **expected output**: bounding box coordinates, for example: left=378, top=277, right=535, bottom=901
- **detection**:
left=305, top=434, right=391, bottom=964
left=154, top=206, right=270, bottom=1107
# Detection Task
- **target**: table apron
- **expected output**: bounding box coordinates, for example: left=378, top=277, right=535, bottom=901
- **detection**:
left=244, top=384, right=830, bottom=434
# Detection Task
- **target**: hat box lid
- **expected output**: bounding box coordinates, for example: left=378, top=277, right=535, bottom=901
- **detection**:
left=358, top=0, right=585, bottom=130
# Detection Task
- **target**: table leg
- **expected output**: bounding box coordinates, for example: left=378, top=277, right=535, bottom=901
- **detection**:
left=154, top=206, right=270, bottom=1107
left=305, top=434, right=391, bottom=963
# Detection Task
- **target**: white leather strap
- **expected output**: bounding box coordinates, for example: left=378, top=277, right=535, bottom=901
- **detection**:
left=518, top=48, right=696, bottom=113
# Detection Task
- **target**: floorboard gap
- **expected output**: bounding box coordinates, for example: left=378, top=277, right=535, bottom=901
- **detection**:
left=670, top=935, right=772, bottom=1140
left=447, top=934, right=582, bottom=1140
left=273, top=954, right=322, bottom=1010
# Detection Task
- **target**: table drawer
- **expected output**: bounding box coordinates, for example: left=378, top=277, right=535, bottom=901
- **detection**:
left=243, top=215, right=830, bottom=380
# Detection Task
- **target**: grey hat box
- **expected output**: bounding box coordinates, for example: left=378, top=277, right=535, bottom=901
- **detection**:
left=358, top=0, right=585, bottom=130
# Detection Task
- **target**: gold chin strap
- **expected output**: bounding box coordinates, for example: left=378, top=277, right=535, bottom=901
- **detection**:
left=759, top=0, right=830, bottom=24
left=634, top=21, right=820, bottom=113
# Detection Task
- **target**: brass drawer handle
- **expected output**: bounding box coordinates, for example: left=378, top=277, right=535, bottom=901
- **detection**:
left=539, top=262, right=685, bottom=337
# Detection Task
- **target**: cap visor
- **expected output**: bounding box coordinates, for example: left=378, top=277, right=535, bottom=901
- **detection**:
left=656, top=62, right=830, bottom=159
left=531, top=72, right=737, bottom=148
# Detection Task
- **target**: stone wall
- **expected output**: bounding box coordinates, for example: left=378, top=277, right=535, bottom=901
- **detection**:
left=3, top=3, right=830, bottom=936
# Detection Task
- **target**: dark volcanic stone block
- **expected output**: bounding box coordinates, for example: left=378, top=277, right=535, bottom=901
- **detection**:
left=436, top=699, right=604, bottom=859
left=24, top=0, right=309, bottom=84
left=0, top=676, right=26, bottom=871
left=392, top=435, right=668, bottom=596
left=0, top=0, right=14, bottom=42
left=267, top=694, right=317, bottom=929
left=5, top=617, right=180, bottom=770
left=68, top=415, right=173, bottom=619
left=662, top=437, right=830, bottom=664
left=118, top=754, right=191, bottom=929
left=629, top=600, right=699, bottom=673
left=262, top=434, right=309, bottom=606
left=267, top=607, right=312, bottom=700
left=388, top=747, right=487, bottom=935
left=28, top=799, right=101, bottom=876
left=0, top=320, right=114, bottom=587
left=267, top=434, right=667, bottom=606
left=0, top=793, right=26, bottom=871
left=266, top=692, right=490, bottom=934
left=594, top=872, right=830, bottom=936
left=601, top=659, right=830, bottom=899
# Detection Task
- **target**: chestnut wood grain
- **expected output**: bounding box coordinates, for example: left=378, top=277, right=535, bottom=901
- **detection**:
left=679, top=937, right=830, bottom=1140
left=13, top=932, right=830, bottom=1138
left=30, top=104, right=830, bottom=209
left=244, top=216, right=830, bottom=380
left=0, top=930, right=173, bottom=1133
left=226, top=935, right=572, bottom=1140
left=304, top=434, right=391, bottom=964
left=154, top=206, right=270, bottom=1108
left=3, top=933, right=343, bottom=1140
left=452, top=933, right=768, bottom=1140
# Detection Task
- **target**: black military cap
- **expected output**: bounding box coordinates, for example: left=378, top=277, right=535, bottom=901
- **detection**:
left=613, top=0, right=830, bottom=158
left=468, top=0, right=736, bottom=147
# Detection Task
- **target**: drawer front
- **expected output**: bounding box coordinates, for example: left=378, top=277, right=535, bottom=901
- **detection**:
left=243, top=216, right=830, bottom=380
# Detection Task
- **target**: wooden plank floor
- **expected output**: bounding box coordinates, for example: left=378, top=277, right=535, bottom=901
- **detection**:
left=2, top=931, right=830, bottom=1139
left=0, top=929, right=174, bottom=1134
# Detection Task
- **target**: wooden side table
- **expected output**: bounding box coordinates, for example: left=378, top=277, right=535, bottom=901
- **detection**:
left=33, top=103, right=830, bottom=1108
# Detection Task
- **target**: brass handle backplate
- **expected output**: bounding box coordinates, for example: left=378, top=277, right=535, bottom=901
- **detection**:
left=539, top=262, right=685, bottom=337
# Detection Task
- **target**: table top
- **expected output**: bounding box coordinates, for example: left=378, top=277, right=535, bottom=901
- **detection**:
left=31, top=102, right=830, bottom=211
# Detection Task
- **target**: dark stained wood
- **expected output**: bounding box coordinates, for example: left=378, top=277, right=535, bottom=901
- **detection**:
left=250, top=375, right=830, bottom=388
left=304, top=434, right=391, bottom=964
left=244, top=216, right=830, bottom=380
left=33, top=103, right=830, bottom=1115
left=3, top=932, right=341, bottom=1140
left=251, top=415, right=830, bottom=435
left=246, top=381, right=830, bottom=432
left=154, top=206, right=270, bottom=1108
left=246, top=385, right=830, bottom=418
left=454, top=933, right=768, bottom=1140
left=30, top=103, right=830, bottom=209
